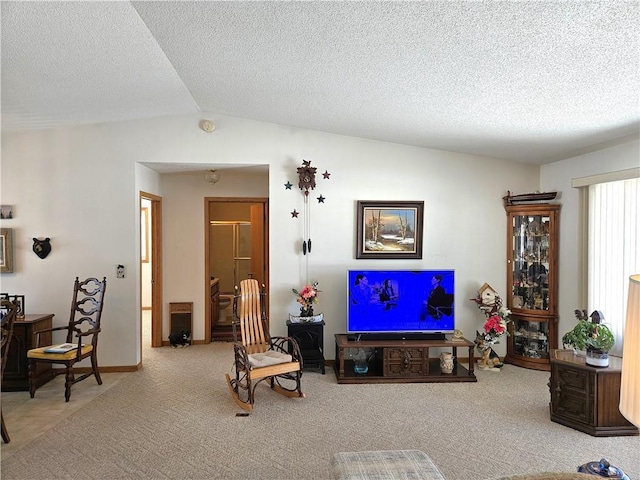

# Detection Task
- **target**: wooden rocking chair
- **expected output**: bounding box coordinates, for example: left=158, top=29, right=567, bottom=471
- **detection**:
left=225, top=279, right=305, bottom=411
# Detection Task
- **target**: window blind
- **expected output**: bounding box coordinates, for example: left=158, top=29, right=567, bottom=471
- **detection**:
left=588, top=178, right=639, bottom=356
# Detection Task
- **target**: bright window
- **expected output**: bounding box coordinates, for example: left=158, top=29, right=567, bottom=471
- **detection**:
left=588, top=177, right=639, bottom=356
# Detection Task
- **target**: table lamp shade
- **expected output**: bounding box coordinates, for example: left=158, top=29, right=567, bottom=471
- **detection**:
left=620, top=274, right=640, bottom=427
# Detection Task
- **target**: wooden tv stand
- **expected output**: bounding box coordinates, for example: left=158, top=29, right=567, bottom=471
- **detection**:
left=334, top=334, right=477, bottom=384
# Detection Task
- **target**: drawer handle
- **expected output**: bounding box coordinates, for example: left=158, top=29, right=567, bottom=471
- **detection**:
left=402, top=351, right=411, bottom=368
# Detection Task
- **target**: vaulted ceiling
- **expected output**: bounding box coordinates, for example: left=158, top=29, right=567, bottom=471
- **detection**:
left=2, top=1, right=638, bottom=165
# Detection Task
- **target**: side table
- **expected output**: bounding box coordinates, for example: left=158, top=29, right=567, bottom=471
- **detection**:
left=286, top=320, right=325, bottom=374
left=550, top=349, right=638, bottom=437
left=2, top=314, right=56, bottom=391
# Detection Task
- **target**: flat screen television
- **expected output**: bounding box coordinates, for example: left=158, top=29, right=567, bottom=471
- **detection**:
left=347, top=269, right=455, bottom=340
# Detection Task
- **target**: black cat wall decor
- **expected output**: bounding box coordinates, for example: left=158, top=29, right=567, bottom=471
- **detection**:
left=32, top=237, right=51, bottom=259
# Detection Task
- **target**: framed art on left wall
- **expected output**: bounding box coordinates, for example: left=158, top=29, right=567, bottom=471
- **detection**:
left=0, top=228, right=14, bottom=273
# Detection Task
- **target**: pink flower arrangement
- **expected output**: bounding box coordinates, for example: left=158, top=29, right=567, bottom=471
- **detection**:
left=292, top=282, right=320, bottom=316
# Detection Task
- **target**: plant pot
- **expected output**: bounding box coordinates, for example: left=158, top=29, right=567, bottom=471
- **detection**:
left=585, top=348, right=609, bottom=367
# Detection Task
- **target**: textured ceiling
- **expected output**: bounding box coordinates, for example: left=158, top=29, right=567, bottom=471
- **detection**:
left=2, top=1, right=639, bottom=165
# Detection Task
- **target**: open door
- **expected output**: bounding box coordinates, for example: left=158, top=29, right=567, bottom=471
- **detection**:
left=250, top=204, right=265, bottom=285
left=205, top=198, right=268, bottom=343
left=140, top=192, right=163, bottom=350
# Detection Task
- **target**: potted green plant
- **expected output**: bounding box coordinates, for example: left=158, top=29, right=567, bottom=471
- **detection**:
left=562, top=309, right=615, bottom=367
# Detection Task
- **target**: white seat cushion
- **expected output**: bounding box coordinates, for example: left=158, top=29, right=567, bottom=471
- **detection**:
left=248, top=350, right=293, bottom=368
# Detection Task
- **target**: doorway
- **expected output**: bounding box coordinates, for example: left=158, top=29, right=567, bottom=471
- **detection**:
left=205, top=197, right=268, bottom=342
left=140, top=192, right=163, bottom=352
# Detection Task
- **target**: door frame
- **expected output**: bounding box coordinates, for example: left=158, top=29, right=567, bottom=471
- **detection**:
left=140, top=191, right=163, bottom=349
left=204, top=197, right=269, bottom=343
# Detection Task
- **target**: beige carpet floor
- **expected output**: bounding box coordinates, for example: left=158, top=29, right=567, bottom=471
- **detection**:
left=1, top=341, right=638, bottom=480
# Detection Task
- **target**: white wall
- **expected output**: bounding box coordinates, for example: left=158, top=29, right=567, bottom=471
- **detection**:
left=1, top=112, right=540, bottom=367
left=540, top=137, right=640, bottom=341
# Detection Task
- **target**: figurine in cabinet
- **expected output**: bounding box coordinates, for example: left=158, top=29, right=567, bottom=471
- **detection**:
left=533, top=293, right=543, bottom=310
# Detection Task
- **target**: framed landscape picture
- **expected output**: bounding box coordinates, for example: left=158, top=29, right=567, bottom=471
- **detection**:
left=0, top=228, right=14, bottom=273
left=356, top=201, right=424, bottom=259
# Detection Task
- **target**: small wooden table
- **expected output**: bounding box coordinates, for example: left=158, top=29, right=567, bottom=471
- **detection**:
left=549, top=349, right=638, bottom=436
left=2, top=314, right=56, bottom=391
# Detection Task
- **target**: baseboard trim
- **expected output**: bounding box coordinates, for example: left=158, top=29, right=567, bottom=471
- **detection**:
left=161, top=339, right=208, bottom=347
left=61, top=364, right=141, bottom=374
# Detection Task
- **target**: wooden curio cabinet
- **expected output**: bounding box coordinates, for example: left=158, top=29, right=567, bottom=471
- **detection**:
left=504, top=201, right=561, bottom=371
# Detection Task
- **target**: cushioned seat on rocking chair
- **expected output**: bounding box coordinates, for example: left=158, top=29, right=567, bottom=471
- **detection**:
left=225, top=279, right=305, bottom=411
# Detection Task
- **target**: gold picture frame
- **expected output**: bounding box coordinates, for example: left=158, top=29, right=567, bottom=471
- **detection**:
left=356, top=201, right=424, bottom=259
left=0, top=228, right=14, bottom=273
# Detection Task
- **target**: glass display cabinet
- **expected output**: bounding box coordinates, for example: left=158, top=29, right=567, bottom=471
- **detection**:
left=504, top=199, right=561, bottom=370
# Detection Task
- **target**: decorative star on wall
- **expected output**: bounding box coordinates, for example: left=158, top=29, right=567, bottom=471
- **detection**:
left=291, top=209, right=299, bottom=218
left=323, top=170, right=331, bottom=179
left=284, top=181, right=293, bottom=190
left=317, top=195, right=325, bottom=203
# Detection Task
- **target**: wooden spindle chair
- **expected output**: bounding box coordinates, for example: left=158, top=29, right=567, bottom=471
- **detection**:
left=27, top=277, right=106, bottom=402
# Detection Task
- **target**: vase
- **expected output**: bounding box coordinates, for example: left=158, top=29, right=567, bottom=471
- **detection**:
left=349, top=348, right=372, bottom=375
left=585, top=348, right=609, bottom=367
left=440, top=352, right=455, bottom=374
left=300, top=305, right=314, bottom=317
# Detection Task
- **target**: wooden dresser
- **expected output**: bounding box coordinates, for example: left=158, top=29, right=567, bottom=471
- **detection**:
left=2, top=314, right=56, bottom=391
left=549, top=349, right=638, bottom=437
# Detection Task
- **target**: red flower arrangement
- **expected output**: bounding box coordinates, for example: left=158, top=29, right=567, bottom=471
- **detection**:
left=483, top=314, right=508, bottom=342
left=484, top=314, right=506, bottom=335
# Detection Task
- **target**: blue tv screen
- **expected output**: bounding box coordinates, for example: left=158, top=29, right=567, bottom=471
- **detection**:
left=347, top=269, right=455, bottom=334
